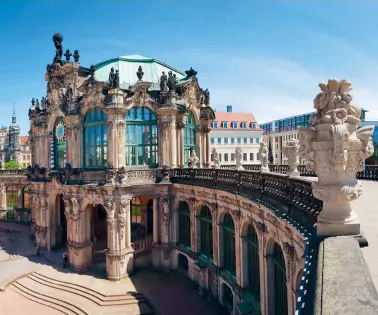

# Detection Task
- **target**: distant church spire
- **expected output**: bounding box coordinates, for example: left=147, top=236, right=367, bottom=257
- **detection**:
left=12, top=102, right=16, bottom=124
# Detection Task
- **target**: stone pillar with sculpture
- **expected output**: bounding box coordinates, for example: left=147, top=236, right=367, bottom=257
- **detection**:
left=283, top=139, right=300, bottom=176
left=105, top=92, right=127, bottom=169
left=34, top=194, right=48, bottom=249
left=298, top=79, right=374, bottom=236
left=157, top=107, right=178, bottom=168
left=104, top=194, right=134, bottom=281
left=157, top=193, right=172, bottom=270
left=259, top=142, right=269, bottom=172
left=64, top=195, right=92, bottom=271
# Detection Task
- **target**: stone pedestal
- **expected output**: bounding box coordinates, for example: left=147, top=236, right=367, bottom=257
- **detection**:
left=298, top=79, right=374, bottom=237
left=67, top=241, right=92, bottom=272
left=106, top=247, right=134, bottom=281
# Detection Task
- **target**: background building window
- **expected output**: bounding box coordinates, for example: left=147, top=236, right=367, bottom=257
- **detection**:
left=217, top=138, right=222, bottom=144
left=237, top=138, right=241, bottom=144
left=83, top=108, right=107, bottom=168
left=231, top=153, right=235, bottom=161
left=243, top=153, right=247, bottom=161
left=249, top=138, right=254, bottom=143
left=242, top=122, right=247, bottom=128
left=232, top=122, right=237, bottom=128
left=256, top=138, right=260, bottom=143
left=252, top=123, right=256, bottom=128
left=224, top=138, right=228, bottom=144
left=250, top=153, right=254, bottom=161
left=126, top=107, right=158, bottom=167
left=231, top=138, right=235, bottom=144
left=213, top=122, right=218, bottom=128
left=223, top=122, right=228, bottom=128
left=211, top=138, right=215, bottom=144
left=243, top=138, right=247, bottom=144
left=224, top=153, right=229, bottom=161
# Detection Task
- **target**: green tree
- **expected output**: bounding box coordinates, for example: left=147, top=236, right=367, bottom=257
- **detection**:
left=5, top=161, right=20, bottom=169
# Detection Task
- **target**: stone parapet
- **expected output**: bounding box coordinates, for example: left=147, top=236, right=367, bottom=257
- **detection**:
left=313, top=236, right=378, bottom=315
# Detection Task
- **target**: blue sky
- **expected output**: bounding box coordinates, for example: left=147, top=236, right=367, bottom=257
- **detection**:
left=1, top=1, right=378, bottom=134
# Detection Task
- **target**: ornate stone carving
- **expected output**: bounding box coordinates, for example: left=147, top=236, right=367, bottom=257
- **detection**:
left=235, top=147, right=244, bottom=171
left=108, top=67, right=119, bottom=89
left=160, top=194, right=171, bottom=235
left=211, top=148, right=220, bottom=169
left=85, top=189, right=104, bottom=207
left=188, top=150, right=199, bottom=168
left=283, top=139, right=300, bottom=176
left=160, top=72, right=168, bottom=92
left=259, top=142, right=269, bottom=171
left=298, top=80, right=374, bottom=236
left=119, top=194, right=132, bottom=240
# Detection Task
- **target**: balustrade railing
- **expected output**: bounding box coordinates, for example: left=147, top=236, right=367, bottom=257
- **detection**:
left=171, top=168, right=323, bottom=230
left=131, top=234, right=153, bottom=254
left=93, top=249, right=107, bottom=265
left=0, top=169, right=29, bottom=176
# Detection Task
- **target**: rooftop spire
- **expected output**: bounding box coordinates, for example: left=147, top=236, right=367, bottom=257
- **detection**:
left=12, top=102, right=16, bottom=124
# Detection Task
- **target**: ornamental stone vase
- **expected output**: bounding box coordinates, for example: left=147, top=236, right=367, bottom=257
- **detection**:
left=283, top=139, right=300, bottom=176
left=298, top=79, right=374, bottom=236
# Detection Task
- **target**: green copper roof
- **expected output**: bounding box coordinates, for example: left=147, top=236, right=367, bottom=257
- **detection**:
left=93, top=54, right=185, bottom=89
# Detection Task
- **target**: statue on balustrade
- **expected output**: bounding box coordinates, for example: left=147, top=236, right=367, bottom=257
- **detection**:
left=212, top=148, right=220, bottom=169
left=259, top=142, right=269, bottom=171
left=188, top=150, right=199, bottom=168
left=235, top=147, right=244, bottom=171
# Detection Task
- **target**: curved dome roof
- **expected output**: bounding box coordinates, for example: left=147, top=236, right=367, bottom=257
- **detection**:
left=93, top=54, right=185, bottom=90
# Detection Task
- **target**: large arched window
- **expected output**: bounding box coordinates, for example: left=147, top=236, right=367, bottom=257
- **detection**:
left=125, top=107, right=158, bottom=167
left=52, top=117, right=66, bottom=169
left=246, top=225, right=260, bottom=303
left=184, top=112, right=197, bottom=166
left=23, top=187, right=30, bottom=209
left=178, top=201, right=191, bottom=248
left=273, top=243, right=288, bottom=315
left=199, top=206, right=213, bottom=260
left=83, top=108, right=107, bottom=168
left=223, top=213, right=236, bottom=275
left=6, top=186, right=17, bottom=209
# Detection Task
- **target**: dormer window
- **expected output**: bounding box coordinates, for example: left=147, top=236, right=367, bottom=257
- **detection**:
left=252, top=123, right=256, bottom=129
left=241, top=122, right=247, bottom=128
left=222, top=122, right=228, bottom=128
left=232, top=122, right=237, bottom=128
left=213, top=121, right=218, bottom=128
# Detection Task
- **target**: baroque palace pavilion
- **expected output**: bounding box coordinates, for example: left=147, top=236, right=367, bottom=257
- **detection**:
left=5, top=32, right=333, bottom=315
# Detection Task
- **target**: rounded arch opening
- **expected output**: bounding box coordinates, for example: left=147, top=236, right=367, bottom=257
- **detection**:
left=270, top=242, right=288, bottom=315
left=178, top=201, right=191, bottom=248
left=222, top=213, right=236, bottom=276
left=56, top=194, right=67, bottom=248
left=90, top=204, right=108, bottom=250
left=125, top=106, right=158, bottom=167
left=82, top=108, right=107, bottom=168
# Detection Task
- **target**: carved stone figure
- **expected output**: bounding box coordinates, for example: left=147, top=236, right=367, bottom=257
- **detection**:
left=203, top=89, right=210, bottom=105
left=108, top=67, right=115, bottom=89
left=73, top=50, right=80, bottom=62
left=89, top=65, right=95, bottom=78
left=167, top=71, right=177, bottom=93
left=64, top=49, right=72, bottom=61
left=259, top=142, right=269, bottom=171
left=212, top=148, right=220, bottom=169
left=188, top=150, right=199, bottom=168
left=114, top=70, right=120, bottom=88
left=160, top=72, right=168, bottom=92
left=136, top=66, right=144, bottom=81
left=283, top=139, right=300, bottom=176
left=235, top=147, right=244, bottom=171
left=298, top=79, right=374, bottom=236
left=185, top=67, right=197, bottom=77
left=53, top=33, right=63, bottom=63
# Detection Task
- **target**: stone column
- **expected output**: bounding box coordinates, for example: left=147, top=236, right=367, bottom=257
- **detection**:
left=298, top=79, right=374, bottom=236
left=283, top=139, right=300, bottom=176
left=65, top=196, right=92, bottom=271
left=153, top=197, right=159, bottom=243
left=17, top=187, right=23, bottom=209
left=234, top=226, right=242, bottom=287
left=64, top=116, right=81, bottom=168
left=105, top=89, right=127, bottom=168
left=177, top=119, right=185, bottom=168
left=202, top=129, right=211, bottom=168
left=105, top=195, right=134, bottom=281
left=196, top=128, right=203, bottom=168
left=157, top=107, right=178, bottom=167
left=0, top=184, right=6, bottom=209
left=34, top=194, right=48, bottom=249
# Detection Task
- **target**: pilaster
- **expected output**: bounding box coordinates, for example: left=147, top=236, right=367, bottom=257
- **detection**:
left=64, top=115, right=81, bottom=168
left=157, top=106, right=178, bottom=167
left=104, top=89, right=127, bottom=168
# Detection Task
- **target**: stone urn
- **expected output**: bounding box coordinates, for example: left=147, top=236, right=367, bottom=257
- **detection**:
left=298, top=79, right=374, bottom=236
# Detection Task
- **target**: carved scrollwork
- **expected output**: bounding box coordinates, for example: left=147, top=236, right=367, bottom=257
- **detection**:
left=160, top=194, right=171, bottom=235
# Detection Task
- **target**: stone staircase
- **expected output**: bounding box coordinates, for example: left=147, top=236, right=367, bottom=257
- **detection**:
left=11, top=271, right=154, bottom=315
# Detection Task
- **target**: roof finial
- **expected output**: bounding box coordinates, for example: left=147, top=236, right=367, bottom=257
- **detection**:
left=12, top=102, right=16, bottom=124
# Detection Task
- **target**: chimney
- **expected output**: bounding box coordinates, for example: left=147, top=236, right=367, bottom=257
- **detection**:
left=226, top=105, right=232, bottom=113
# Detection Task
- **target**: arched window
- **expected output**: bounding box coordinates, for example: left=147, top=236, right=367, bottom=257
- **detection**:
left=125, top=107, right=158, bottom=167
left=52, top=117, right=66, bottom=169
left=246, top=225, right=260, bottom=303
left=199, top=206, right=213, bottom=259
left=23, top=187, right=30, bottom=209
left=6, top=186, right=17, bottom=209
left=83, top=108, right=107, bottom=168
left=131, top=197, right=142, bottom=225
left=178, top=201, right=191, bottom=248
left=273, top=243, right=288, bottom=315
left=184, top=112, right=197, bottom=166
left=223, top=213, right=236, bottom=275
